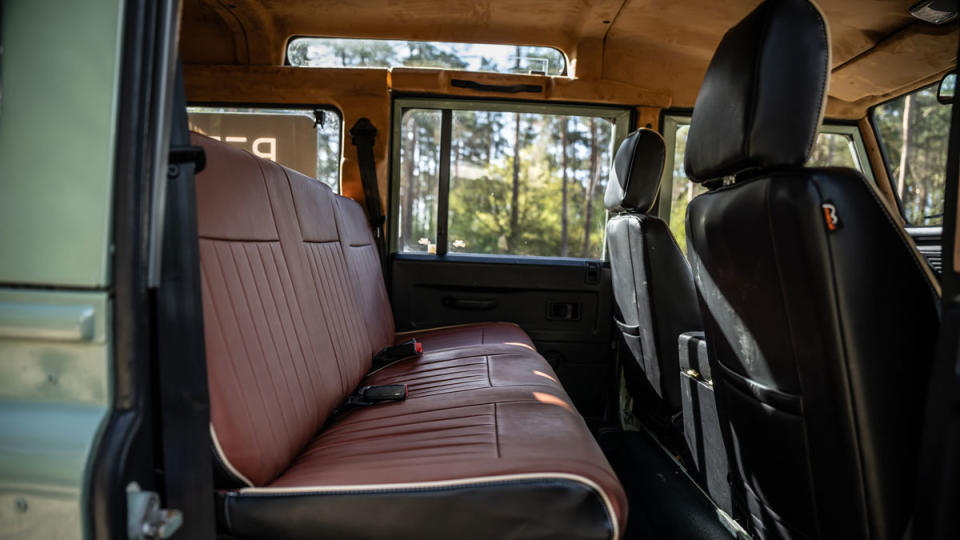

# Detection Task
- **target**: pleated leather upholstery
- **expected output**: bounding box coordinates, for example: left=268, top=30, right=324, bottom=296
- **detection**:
left=195, top=137, right=345, bottom=486
left=192, top=133, right=627, bottom=539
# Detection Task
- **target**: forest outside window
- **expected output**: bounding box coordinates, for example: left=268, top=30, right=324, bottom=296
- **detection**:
left=288, top=38, right=566, bottom=76
left=393, top=99, right=630, bottom=259
left=660, top=115, right=873, bottom=252
left=872, top=83, right=952, bottom=226
left=188, top=106, right=342, bottom=192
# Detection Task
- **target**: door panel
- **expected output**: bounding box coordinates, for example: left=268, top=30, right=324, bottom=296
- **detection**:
left=391, top=253, right=615, bottom=421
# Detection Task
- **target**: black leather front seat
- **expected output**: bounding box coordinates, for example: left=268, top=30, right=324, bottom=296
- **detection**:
left=683, top=1, right=941, bottom=538
left=605, top=128, right=702, bottom=412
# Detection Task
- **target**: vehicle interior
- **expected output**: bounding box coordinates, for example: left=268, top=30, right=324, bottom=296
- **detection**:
left=3, top=0, right=960, bottom=539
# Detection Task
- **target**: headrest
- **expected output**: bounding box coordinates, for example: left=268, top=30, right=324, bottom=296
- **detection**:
left=684, top=0, right=831, bottom=183
left=604, top=128, right=666, bottom=212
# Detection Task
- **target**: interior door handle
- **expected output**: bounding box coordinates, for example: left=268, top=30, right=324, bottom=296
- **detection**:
left=442, top=297, right=499, bottom=310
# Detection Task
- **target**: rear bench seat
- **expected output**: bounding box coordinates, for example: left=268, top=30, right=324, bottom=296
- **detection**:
left=193, top=133, right=627, bottom=539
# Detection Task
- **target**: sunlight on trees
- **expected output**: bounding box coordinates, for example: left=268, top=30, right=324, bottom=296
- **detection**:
left=399, top=109, right=614, bottom=259
left=873, top=84, right=952, bottom=225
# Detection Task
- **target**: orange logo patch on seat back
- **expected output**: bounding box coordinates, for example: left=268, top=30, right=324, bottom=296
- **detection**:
left=821, top=203, right=840, bottom=231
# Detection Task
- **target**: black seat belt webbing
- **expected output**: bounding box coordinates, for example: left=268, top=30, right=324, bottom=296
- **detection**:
left=349, top=118, right=387, bottom=263
left=153, top=61, right=217, bottom=539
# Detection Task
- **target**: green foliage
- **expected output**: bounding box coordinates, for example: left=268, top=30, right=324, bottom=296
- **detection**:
left=807, top=133, right=858, bottom=169
left=288, top=38, right=567, bottom=75
left=401, top=109, right=613, bottom=259
left=873, top=85, right=952, bottom=225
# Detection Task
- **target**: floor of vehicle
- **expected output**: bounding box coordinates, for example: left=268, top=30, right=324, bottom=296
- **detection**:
left=599, top=429, right=734, bottom=539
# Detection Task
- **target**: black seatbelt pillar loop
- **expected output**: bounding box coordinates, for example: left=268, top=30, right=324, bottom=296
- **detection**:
left=348, top=118, right=387, bottom=252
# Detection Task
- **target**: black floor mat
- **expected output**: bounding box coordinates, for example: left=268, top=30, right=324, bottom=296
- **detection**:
left=599, top=430, right=735, bottom=540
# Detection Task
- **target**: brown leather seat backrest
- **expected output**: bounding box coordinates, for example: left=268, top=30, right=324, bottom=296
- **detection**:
left=193, top=133, right=391, bottom=486
left=285, top=168, right=379, bottom=379
left=333, top=194, right=395, bottom=353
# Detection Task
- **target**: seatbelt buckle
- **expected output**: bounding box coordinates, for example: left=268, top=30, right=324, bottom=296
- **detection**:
left=345, top=384, right=408, bottom=407
left=374, top=339, right=423, bottom=365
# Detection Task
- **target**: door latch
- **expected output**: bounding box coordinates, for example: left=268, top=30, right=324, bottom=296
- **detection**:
left=127, top=482, right=183, bottom=539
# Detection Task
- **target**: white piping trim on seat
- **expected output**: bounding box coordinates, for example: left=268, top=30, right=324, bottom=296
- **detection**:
left=210, top=424, right=255, bottom=487
left=236, top=472, right=621, bottom=540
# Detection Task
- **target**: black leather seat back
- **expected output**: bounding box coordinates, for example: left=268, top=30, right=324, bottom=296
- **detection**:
left=684, top=1, right=941, bottom=538
left=605, top=128, right=701, bottom=410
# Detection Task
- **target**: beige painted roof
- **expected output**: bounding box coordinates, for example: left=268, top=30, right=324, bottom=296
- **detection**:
left=181, top=0, right=958, bottom=112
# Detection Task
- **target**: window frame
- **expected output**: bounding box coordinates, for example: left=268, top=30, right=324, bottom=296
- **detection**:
left=388, top=97, right=632, bottom=260
left=187, top=102, right=344, bottom=191
left=657, top=113, right=875, bottom=223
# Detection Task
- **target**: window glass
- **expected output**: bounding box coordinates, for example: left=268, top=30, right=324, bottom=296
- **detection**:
left=666, top=123, right=866, bottom=252
left=397, top=107, right=619, bottom=259
left=667, top=124, right=707, bottom=254
left=288, top=38, right=566, bottom=76
left=397, top=109, right=443, bottom=253
left=188, top=107, right=342, bottom=191
left=872, top=84, right=952, bottom=225
left=807, top=133, right=860, bottom=169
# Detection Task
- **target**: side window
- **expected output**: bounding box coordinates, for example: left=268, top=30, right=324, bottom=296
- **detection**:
left=872, top=84, right=952, bottom=225
left=664, top=119, right=868, bottom=251
left=666, top=124, right=707, bottom=253
left=187, top=107, right=342, bottom=192
left=398, top=109, right=442, bottom=252
left=396, top=102, right=627, bottom=259
left=807, top=132, right=861, bottom=169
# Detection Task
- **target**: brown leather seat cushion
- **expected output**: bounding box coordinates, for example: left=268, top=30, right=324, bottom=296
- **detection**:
left=398, top=321, right=535, bottom=351
left=193, top=133, right=627, bottom=539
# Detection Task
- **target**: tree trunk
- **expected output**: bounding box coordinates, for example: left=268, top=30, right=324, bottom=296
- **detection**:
left=402, top=117, right=417, bottom=245
left=454, top=141, right=460, bottom=180
left=486, top=112, right=493, bottom=164
left=582, top=118, right=599, bottom=258
left=897, top=94, right=912, bottom=197
left=560, top=118, right=569, bottom=257
left=508, top=112, right=521, bottom=251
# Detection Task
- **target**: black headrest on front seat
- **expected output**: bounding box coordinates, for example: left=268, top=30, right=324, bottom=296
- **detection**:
left=604, top=128, right=666, bottom=213
left=684, top=0, right=831, bottom=183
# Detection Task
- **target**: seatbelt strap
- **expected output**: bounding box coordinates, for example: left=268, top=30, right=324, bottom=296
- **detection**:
left=349, top=118, right=387, bottom=262
left=153, top=62, right=217, bottom=539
